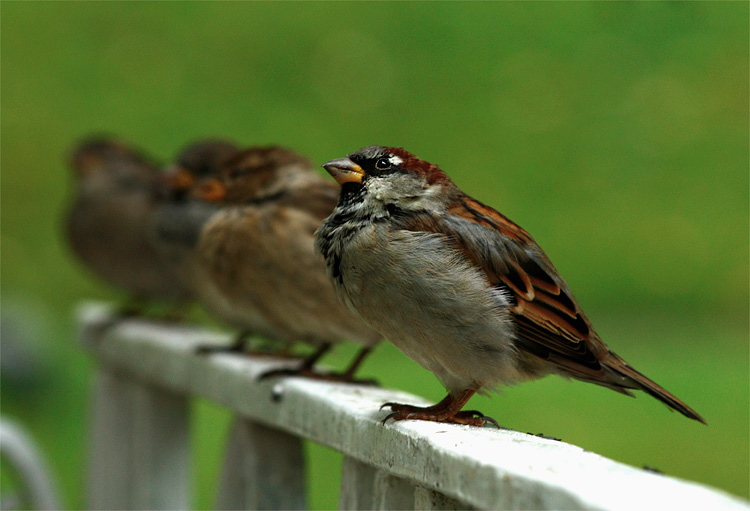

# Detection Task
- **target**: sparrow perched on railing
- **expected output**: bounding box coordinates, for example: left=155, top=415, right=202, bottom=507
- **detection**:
left=316, top=145, right=705, bottom=426
left=65, top=138, right=192, bottom=311
left=148, top=139, right=240, bottom=300
left=185, top=146, right=382, bottom=379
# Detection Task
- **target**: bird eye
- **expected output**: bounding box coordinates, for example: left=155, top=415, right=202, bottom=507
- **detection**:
left=375, top=158, right=391, bottom=170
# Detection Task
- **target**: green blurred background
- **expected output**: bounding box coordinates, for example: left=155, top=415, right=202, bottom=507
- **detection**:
left=2, top=2, right=748, bottom=508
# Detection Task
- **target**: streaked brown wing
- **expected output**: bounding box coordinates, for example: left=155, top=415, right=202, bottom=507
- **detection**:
left=407, top=194, right=608, bottom=379
left=400, top=191, right=705, bottom=422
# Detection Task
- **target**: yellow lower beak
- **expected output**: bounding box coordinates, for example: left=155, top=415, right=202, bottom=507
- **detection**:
left=322, top=158, right=365, bottom=185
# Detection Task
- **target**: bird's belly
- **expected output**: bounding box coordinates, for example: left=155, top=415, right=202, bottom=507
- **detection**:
left=339, top=228, right=520, bottom=392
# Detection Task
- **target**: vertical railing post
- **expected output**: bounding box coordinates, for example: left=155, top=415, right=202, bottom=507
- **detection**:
left=373, top=469, right=416, bottom=510
left=338, top=457, right=377, bottom=510
left=339, top=456, right=415, bottom=510
left=87, top=369, right=190, bottom=510
left=414, top=487, right=465, bottom=511
left=215, top=418, right=306, bottom=510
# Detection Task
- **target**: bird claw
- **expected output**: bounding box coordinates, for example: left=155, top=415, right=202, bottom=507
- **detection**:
left=381, top=411, right=400, bottom=425
left=379, top=402, right=500, bottom=428
left=380, top=402, right=401, bottom=411
left=380, top=402, right=415, bottom=424
left=482, top=416, right=501, bottom=429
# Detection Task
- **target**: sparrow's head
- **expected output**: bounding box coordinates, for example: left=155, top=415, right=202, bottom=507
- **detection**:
left=323, top=146, right=455, bottom=213
left=69, top=137, right=149, bottom=179
left=192, top=146, right=311, bottom=204
left=161, top=139, right=239, bottom=197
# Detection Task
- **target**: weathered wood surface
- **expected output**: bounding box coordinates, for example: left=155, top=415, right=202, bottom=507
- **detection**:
left=87, top=370, right=190, bottom=510
left=80, top=304, right=749, bottom=511
left=215, top=419, right=305, bottom=510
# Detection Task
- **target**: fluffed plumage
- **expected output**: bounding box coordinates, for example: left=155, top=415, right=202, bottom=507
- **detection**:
left=316, top=145, right=704, bottom=425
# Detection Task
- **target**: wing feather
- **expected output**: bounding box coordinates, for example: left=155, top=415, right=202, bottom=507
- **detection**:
left=400, top=194, right=607, bottom=380
left=389, top=178, right=704, bottom=422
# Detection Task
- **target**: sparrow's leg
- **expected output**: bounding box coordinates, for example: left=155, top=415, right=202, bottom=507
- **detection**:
left=257, top=342, right=333, bottom=380
left=298, top=342, right=333, bottom=369
left=259, top=344, right=378, bottom=385
left=310, top=344, right=379, bottom=385
left=340, top=345, right=374, bottom=380
left=381, top=389, right=499, bottom=428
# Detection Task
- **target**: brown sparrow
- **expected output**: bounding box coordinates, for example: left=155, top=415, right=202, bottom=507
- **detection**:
left=147, top=139, right=240, bottom=300
left=65, top=137, right=192, bottom=310
left=189, top=146, right=381, bottom=379
left=316, top=145, right=705, bottom=426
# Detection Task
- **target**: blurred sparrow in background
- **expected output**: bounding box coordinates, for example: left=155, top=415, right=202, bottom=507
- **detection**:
left=185, top=146, right=382, bottom=380
left=316, top=145, right=705, bottom=426
left=65, top=138, right=192, bottom=313
left=148, top=139, right=239, bottom=304
left=158, top=139, right=240, bottom=199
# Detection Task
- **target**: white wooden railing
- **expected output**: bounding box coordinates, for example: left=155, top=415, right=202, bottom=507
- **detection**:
left=80, top=304, right=748, bottom=511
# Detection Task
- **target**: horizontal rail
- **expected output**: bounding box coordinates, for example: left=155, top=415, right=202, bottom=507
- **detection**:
left=80, top=303, right=748, bottom=511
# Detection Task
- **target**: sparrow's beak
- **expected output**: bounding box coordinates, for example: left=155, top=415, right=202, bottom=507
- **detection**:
left=323, top=158, right=365, bottom=185
left=191, top=178, right=227, bottom=202
left=161, top=166, right=196, bottom=191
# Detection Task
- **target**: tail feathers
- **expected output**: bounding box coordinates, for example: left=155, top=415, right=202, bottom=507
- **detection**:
left=602, top=353, right=706, bottom=424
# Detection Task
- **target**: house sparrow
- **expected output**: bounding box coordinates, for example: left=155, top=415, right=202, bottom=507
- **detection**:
left=65, top=137, right=192, bottom=310
left=189, top=146, right=381, bottom=379
left=316, top=145, right=705, bottom=426
left=147, top=139, right=240, bottom=301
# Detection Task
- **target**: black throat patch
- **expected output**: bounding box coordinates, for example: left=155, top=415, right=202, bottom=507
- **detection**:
left=338, top=182, right=366, bottom=210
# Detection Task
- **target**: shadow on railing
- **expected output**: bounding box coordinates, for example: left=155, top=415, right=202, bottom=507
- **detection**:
left=79, top=303, right=747, bottom=511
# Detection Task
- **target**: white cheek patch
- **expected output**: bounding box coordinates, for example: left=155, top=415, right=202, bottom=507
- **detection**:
left=365, top=174, right=445, bottom=214
left=423, top=183, right=443, bottom=197
left=411, top=184, right=446, bottom=213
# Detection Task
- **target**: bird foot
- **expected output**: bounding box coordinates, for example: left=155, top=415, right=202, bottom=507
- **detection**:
left=380, top=402, right=499, bottom=428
